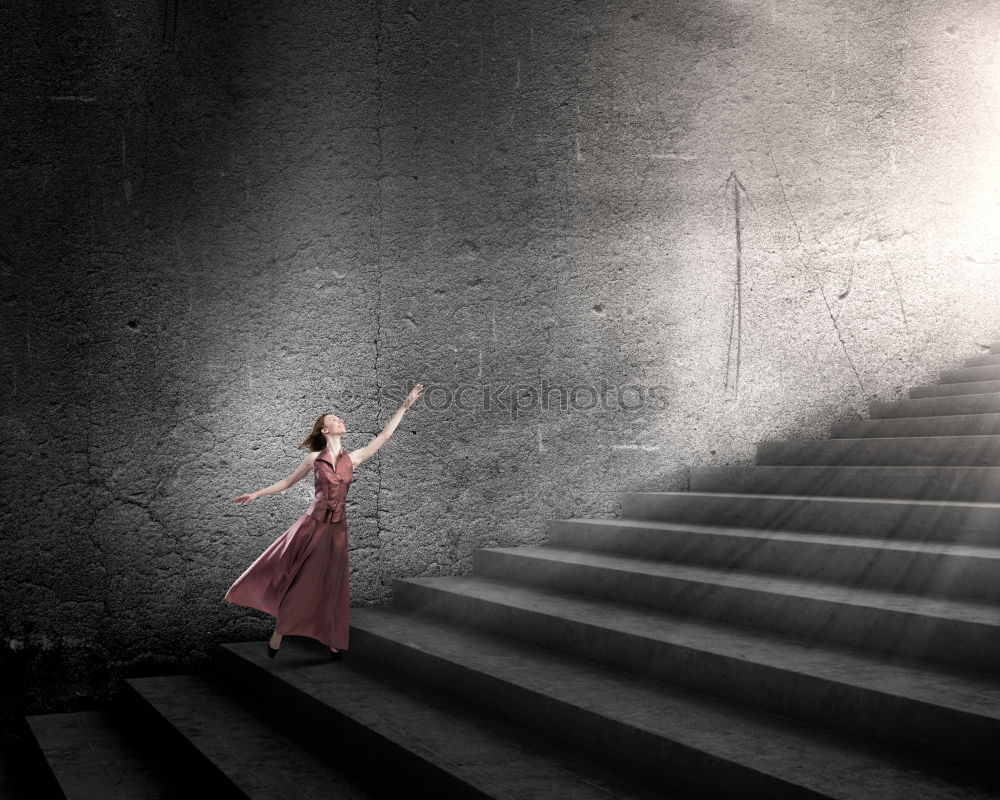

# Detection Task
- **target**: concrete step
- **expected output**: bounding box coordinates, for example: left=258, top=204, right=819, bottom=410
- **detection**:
left=690, top=464, right=1000, bottom=502
left=757, top=434, right=1000, bottom=466
left=911, top=379, right=1000, bottom=399
left=1, top=721, right=62, bottom=800
left=123, top=673, right=382, bottom=800
left=348, top=605, right=1000, bottom=800
left=212, top=638, right=676, bottom=800
left=831, top=413, right=1000, bottom=438
left=871, top=392, right=1000, bottom=418
left=24, top=709, right=231, bottom=800
left=939, top=364, right=1000, bottom=384
left=386, top=574, right=1000, bottom=772
left=545, top=516, right=1000, bottom=601
left=964, top=354, right=1000, bottom=367
left=465, top=545, right=1000, bottom=672
left=620, top=490, right=1000, bottom=545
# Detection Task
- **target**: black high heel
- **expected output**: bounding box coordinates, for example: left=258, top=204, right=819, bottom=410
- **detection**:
left=329, top=648, right=343, bottom=661
left=267, top=643, right=279, bottom=659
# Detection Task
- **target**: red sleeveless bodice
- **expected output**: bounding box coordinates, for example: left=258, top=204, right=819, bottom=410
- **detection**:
left=304, top=447, right=353, bottom=524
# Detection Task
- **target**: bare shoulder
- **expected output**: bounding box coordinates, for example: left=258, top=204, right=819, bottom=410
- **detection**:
left=347, top=449, right=363, bottom=469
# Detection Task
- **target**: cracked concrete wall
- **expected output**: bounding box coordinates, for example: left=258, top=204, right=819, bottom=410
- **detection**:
left=3, top=0, right=1000, bottom=730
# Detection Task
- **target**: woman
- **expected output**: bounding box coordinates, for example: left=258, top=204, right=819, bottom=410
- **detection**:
left=225, top=384, right=424, bottom=660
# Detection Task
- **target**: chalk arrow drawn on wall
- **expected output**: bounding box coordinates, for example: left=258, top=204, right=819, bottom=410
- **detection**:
left=722, top=171, right=755, bottom=400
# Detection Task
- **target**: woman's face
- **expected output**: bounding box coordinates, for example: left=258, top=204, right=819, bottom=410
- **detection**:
left=323, top=414, right=347, bottom=435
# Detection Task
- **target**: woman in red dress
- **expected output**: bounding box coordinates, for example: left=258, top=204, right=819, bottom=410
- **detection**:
left=225, top=384, right=424, bottom=660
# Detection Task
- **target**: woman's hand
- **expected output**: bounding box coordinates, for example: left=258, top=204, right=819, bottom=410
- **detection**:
left=233, top=492, right=258, bottom=505
left=402, top=383, right=424, bottom=409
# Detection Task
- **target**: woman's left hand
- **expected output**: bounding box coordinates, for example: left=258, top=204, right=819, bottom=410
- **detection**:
left=402, top=383, right=424, bottom=409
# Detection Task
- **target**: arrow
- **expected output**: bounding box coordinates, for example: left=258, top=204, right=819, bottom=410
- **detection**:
left=723, top=171, right=754, bottom=398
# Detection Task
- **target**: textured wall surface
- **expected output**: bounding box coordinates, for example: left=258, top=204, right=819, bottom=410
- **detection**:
left=3, top=0, right=1000, bottom=737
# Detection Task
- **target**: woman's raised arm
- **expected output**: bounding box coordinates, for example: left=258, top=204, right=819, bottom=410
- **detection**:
left=349, top=383, right=423, bottom=468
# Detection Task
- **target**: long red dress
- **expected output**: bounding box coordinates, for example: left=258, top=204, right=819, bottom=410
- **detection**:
left=225, top=447, right=353, bottom=650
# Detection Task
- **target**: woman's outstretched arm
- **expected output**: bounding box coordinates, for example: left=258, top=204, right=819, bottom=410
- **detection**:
left=233, top=452, right=316, bottom=505
left=350, top=383, right=423, bottom=468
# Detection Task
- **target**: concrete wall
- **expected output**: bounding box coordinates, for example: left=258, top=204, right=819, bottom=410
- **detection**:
left=3, top=0, right=1000, bottom=728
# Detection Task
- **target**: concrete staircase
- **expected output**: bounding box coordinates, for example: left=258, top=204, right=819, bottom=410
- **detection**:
left=25, top=347, right=1000, bottom=799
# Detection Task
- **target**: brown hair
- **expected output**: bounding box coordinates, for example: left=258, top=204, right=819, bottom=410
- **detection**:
left=297, top=413, right=332, bottom=452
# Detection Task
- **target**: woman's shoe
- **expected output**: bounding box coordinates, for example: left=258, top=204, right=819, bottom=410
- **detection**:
left=329, top=648, right=343, bottom=661
left=267, top=643, right=279, bottom=659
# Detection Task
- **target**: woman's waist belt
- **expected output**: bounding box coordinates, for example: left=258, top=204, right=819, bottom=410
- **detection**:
left=306, top=495, right=346, bottom=524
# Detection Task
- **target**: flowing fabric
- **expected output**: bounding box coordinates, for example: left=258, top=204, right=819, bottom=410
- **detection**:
left=225, top=447, right=353, bottom=650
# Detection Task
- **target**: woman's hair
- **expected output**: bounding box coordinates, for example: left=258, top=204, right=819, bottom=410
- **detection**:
left=297, top=413, right=332, bottom=451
